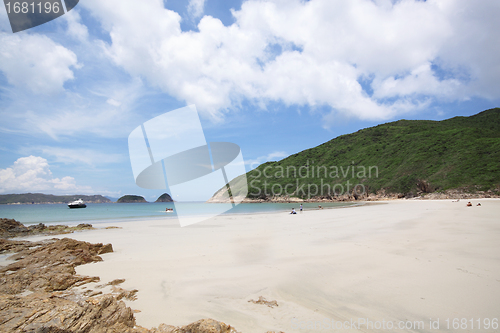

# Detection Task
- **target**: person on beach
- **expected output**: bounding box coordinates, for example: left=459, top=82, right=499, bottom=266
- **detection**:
left=290, top=208, right=297, bottom=214
left=477, top=203, right=481, bottom=206
left=467, top=202, right=472, bottom=207
left=300, top=204, right=303, bottom=212
left=318, top=205, right=323, bottom=209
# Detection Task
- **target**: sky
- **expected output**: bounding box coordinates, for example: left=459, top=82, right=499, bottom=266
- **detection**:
left=0, top=0, right=499, bottom=201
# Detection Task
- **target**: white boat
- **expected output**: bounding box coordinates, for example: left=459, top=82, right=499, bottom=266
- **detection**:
left=68, top=199, right=87, bottom=209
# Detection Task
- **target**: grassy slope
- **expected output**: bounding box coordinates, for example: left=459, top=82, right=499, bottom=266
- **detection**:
left=229, top=108, right=500, bottom=199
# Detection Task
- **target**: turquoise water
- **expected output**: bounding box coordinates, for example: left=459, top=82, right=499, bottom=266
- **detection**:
left=0, top=202, right=357, bottom=225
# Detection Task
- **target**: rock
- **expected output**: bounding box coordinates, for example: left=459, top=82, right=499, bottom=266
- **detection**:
left=77, top=223, right=93, bottom=229
left=0, top=238, right=109, bottom=295
left=98, top=243, right=113, bottom=255
left=0, top=292, right=138, bottom=333
left=0, top=219, right=95, bottom=239
left=0, top=238, right=242, bottom=333
left=248, top=296, right=278, bottom=308
left=0, top=238, right=143, bottom=333
left=103, top=279, right=126, bottom=286
left=0, top=218, right=25, bottom=231
left=0, top=218, right=30, bottom=237
left=159, top=319, right=239, bottom=333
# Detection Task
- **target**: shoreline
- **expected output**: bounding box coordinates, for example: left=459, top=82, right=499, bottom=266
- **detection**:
left=1, top=201, right=357, bottom=227
left=6, top=199, right=499, bottom=332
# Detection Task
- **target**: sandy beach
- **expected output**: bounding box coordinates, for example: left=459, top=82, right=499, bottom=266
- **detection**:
left=21, top=199, right=500, bottom=332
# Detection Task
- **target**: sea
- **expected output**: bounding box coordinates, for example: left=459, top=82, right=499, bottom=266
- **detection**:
left=0, top=202, right=358, bottom=226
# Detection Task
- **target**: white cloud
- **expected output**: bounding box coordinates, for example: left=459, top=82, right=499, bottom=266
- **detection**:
left=0, top=2, right=11, bottom=32
left=2, top=0, right=497, bottom=128
left=64, top=10, right=89, bottom=42
left=0, top=77, right=146, bottom=139
left=0, top=33, right=79, bottom=94
left=245, top=151, right=288, bottom=170
left=76, top=0, right=500, bottom=124
left=24, top=147, right=125, bottom=166
left=372, top=62, right=463, bottom=100
left=0, top=156, right=92, bottom=194
left=187, top=0, right=206, bottom=19
left=106, top=98, right=121, bottom=107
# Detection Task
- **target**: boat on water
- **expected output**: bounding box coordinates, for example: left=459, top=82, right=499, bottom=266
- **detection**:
left=68, top=199, right=87, bottom=209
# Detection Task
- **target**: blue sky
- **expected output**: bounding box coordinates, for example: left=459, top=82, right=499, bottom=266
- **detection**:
left=0, top=0, right=499, bottom=201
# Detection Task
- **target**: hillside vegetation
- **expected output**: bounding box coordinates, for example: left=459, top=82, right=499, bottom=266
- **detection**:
left=221, top=108, right=500, bottom=200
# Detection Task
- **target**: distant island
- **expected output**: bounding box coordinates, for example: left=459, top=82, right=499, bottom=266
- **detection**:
left=155, top=193, right=173, bottom=202
left=211, top=108, right=500, bottom=202
left=0, top=193, right=111, bottom=205
left=116, top=195, right=147, bottom=203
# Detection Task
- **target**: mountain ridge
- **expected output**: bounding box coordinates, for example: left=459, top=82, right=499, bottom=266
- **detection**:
left=0, top=193, right=111, bottom=205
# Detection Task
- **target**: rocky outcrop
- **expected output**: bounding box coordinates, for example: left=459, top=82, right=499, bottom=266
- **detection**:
left=0, top=218, right=94, bottom=239
left=0, top=238, right=240, bottom=333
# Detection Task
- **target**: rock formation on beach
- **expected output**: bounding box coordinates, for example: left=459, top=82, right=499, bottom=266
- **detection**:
left=117, top=195, right=148, bottom=203
left=0, top=235, right=240, bottom=332
left=0, top=218, right=94, bottom=239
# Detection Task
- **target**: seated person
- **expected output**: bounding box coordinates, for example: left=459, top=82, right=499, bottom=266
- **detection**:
left=466, top=202, right=472, bottom=207
left=290, top=208, right=297, bottom=214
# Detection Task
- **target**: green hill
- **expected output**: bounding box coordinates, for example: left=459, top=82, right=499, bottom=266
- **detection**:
left=116, top=195, right=147, bottom=203
left=0, top=193, right=111, bottom=205
left=217, top=108, right=500, bottom=200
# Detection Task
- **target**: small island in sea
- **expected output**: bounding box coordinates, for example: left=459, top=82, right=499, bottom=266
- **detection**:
left=116, top=195, right=148, bottom=203
left=155, top=193, right=173, bottom=202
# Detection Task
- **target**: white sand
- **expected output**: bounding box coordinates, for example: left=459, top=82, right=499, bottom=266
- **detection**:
left=26, top=199, right=500, bottom=332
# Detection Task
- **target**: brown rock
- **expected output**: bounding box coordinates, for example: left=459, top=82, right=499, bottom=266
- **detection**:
left=0, top=219, right=97, bottom=239
left=98, top=243, right=113, bottom=255
left=0, top=238, right=241, bottom=333
left=164, top=319, right=240, bottom=333
left=248, top=296, right=278, bottom=308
